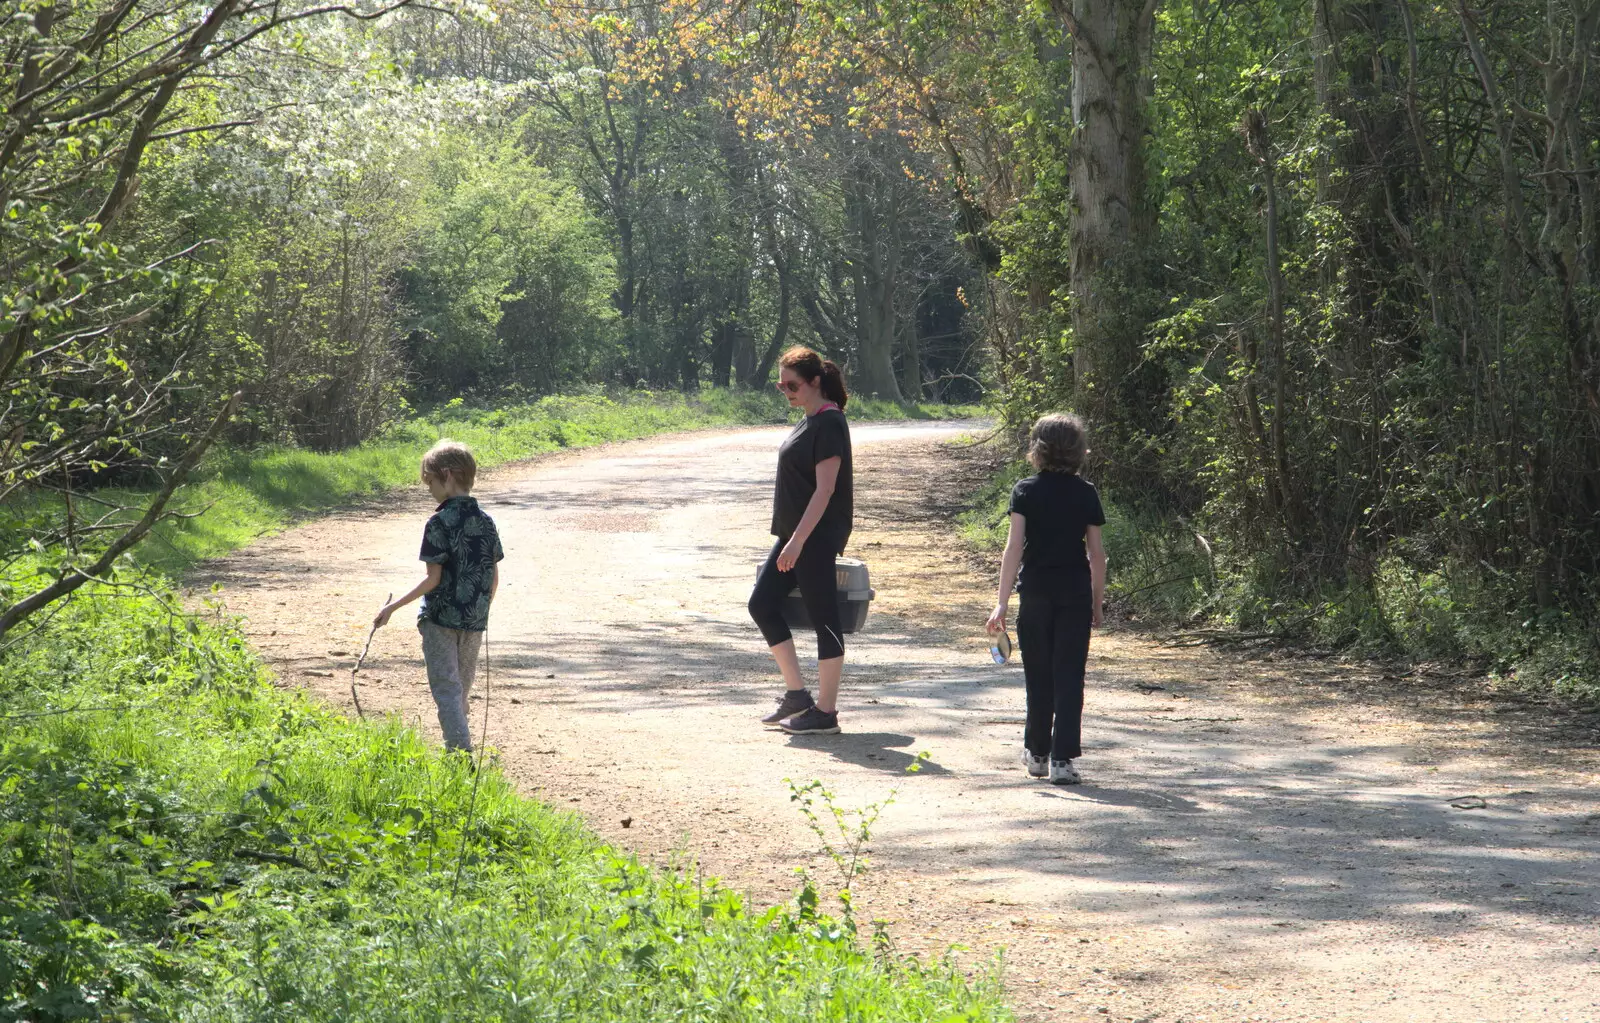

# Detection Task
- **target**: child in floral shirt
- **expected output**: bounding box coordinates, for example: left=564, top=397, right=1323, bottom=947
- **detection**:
left=374, top=440, right=504, bottom=752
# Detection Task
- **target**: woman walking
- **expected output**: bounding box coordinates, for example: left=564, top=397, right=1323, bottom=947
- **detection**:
left=749, top=347, right=854, bottom=735
left=986, top=413, right=1107, bottom=784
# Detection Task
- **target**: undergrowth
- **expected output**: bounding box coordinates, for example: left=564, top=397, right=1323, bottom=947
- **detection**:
left=956, top=458, right=1600, bottom=707
left=0, top=587, right=1010, bottom=1022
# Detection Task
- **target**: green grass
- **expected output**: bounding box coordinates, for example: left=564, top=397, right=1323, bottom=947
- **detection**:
left=114, top=389, right=979, bottom=574
left=0, top=588, right=1011, bottom=1022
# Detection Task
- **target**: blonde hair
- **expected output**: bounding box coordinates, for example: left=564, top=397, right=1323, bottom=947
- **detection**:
left=421, top=438, right=477, bottom=491
left=1027, top=413, right=1088, bottom=474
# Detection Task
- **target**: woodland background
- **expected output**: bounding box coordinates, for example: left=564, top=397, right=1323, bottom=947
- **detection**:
left=4, top=0, right=1599, bottom=700
left=2, top=1, right=1598, bottom=1016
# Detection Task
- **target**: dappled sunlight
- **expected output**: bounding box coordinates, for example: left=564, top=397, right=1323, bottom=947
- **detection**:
left=206, top=424, right=1600, bottom=1023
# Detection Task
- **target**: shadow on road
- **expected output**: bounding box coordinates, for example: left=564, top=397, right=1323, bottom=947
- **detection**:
left=783, top=731, right=952, bottom=776
left=1035, top=785, right=1206, bottom=814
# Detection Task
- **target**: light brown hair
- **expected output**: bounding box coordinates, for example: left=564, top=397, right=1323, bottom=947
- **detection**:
left=1027, top=413, right=1088, bottom=474
left=421, top=438, right=477, bottom=491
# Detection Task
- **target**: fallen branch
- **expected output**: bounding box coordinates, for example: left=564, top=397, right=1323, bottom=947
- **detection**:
left=0, top=700, right=162, bottom=722
left=1168, top=603, right=1332, bottom=647
left=348, top=592, right=390, bottom=720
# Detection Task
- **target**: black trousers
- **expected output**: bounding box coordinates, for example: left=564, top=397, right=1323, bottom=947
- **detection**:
left=748, top=536, right=845, bottom=660
left=1017, top=591, right=1092, bottom=760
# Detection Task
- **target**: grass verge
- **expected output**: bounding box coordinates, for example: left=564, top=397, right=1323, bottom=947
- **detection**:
left=0, top=588, right=1011, bottom=1021
left=2, top=390, right=1005, bottom=1021
left=123, top=388, right=979, bottom=574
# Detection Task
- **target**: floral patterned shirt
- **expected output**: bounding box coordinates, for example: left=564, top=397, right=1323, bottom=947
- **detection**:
left=419, top=496, right=504, bottom=632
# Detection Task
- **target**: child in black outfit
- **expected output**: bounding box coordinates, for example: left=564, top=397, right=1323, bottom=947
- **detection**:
left=986, top=413, right=1107, bottom=784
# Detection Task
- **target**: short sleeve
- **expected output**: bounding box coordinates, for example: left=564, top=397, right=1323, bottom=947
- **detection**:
left=490, top=521, right=505, bottom=563
left=812, top=413, right=847, bottom=463
left=1086, top=483, right=1106, bottom=527
left=420, top=514, right=450, bottom=564
left=1007, top=479, right=1029, bottom=518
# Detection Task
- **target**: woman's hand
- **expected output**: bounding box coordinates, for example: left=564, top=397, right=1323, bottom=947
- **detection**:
left=1092, top=602, right=1104, bottom=629
left=985, top=605, right=1007, bottom=634
left=373, top=604, right=396, bottom=629
left=777, top=535, right=805, bottom=572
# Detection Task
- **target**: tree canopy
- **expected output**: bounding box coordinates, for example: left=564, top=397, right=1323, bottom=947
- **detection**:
left=2, top=0, right=1597, bottom=695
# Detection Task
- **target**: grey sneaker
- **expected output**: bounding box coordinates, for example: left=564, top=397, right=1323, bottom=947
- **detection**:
left=779, top=706, right=840, bottom=735
left=761, top=688, right=814, bottom=724
left=1049, top=759, right=1081, bottom=785
left=1022, top=750, right=1048, bottom=778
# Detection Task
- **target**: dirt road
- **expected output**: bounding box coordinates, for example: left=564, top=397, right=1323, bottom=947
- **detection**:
left=201, top=423, right=1600, bottom=1023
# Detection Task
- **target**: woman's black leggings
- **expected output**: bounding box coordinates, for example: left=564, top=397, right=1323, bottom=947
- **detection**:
left=1017, top=591, right=1093, bottom=761
left=748, top=536, right=845, bottom=660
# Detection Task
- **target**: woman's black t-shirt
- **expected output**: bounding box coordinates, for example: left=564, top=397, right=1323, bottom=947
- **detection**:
left=772, top=408, right=853, bottom=552
left=1008, top=471, right=1105, bottom=597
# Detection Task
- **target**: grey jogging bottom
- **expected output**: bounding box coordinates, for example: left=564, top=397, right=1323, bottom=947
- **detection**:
left=418, top=618, right=482, bottom=752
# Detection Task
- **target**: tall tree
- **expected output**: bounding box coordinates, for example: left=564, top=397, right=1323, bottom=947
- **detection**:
left=1049, top=0, right=1161, bottom=459
left=0, top=0, right=411, bottom=639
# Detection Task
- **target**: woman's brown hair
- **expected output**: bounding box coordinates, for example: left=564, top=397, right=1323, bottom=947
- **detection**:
left=1027, top=413, right=1088, bottom=474
left=779, top=346, right=848, bottom=409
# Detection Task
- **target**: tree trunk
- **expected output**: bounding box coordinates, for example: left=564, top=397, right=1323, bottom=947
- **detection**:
left=1053, top=0, right=1158, bottom=431
left=847, top=164, right=903, bottom=401
left=710, top=321, right=734, bottom=387
left=745, top=270, right=791, bottom=388
left=1311, top=0, right=1338, bottom=203
left=1243, top=109, right=1296, bottom=529
left=899, top=309, right=923, bottom=401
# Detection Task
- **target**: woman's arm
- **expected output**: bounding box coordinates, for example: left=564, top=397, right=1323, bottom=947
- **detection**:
left=985, top=513, right=1025, bottom=633
left=777, top=456, right=841, bottom=571
left=374, top=562, right=443, bottom=627
left=1086, top=524, right=1107, bottom=627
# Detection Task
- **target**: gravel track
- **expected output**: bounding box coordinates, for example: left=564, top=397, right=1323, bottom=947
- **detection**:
left=199, top=423, right=1600, bottom=1023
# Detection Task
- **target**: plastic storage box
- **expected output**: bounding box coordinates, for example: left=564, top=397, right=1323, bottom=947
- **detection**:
left=756, top=558, right=876, bottom=634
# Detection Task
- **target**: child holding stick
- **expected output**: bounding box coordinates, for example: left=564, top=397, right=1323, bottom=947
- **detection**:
left=373, top=439, right=503, bottom=753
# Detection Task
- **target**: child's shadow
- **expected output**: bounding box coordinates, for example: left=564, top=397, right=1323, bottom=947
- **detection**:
left=1034, top=785, right=1204, bottom=813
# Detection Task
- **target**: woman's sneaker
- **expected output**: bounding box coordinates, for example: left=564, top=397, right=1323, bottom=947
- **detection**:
left=1021, top=750, right=1048, bottom=778
left=761, top=688, right=814, bottom=724
left=1049, top=759, right=1081, bottom=785
left=779, top=706, right=841, bottom=735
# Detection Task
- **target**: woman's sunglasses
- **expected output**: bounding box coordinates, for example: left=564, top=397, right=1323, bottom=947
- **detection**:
left=776, top=380, right=802, bottom=393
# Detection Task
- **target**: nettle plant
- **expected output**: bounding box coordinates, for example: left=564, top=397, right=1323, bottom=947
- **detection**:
left=785, top=750, right=929, bottom=940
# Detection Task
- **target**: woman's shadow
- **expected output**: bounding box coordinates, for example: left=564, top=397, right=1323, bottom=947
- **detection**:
left=782, top=731, right=952, bottom=775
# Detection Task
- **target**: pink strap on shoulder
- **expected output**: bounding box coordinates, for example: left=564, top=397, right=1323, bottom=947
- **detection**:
left=813, top=402, right=841, bottom=415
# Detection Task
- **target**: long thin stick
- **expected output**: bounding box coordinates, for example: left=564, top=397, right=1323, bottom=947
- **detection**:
left=349, top=592, right=391, bottom=720
left=451, top=629, right=490, bottom=901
